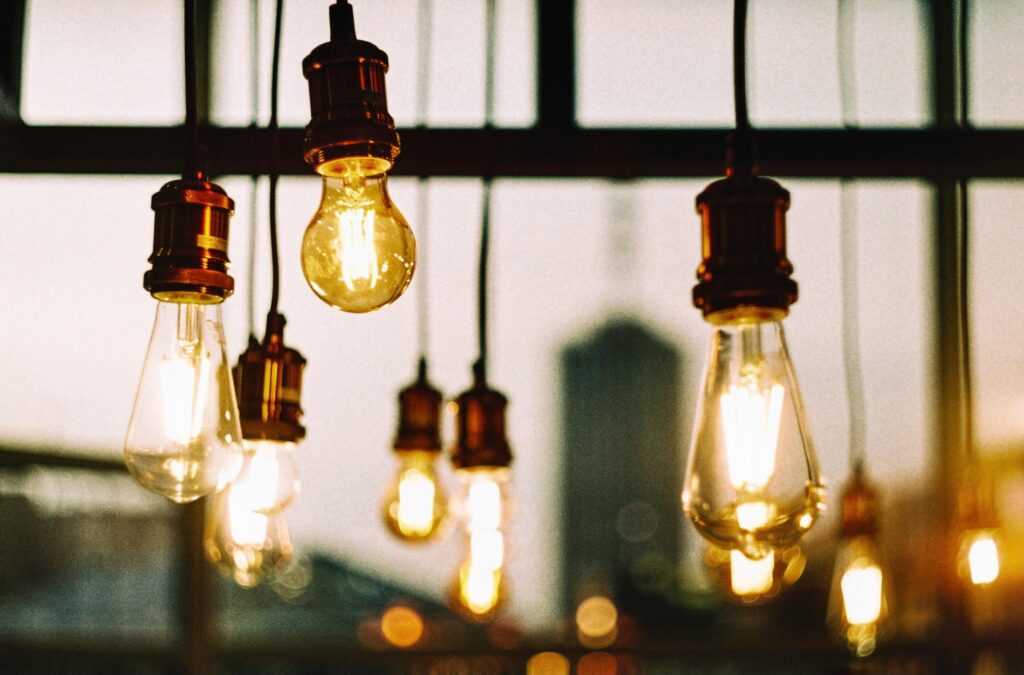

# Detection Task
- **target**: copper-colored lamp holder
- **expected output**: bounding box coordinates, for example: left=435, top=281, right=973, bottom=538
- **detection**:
left=450, top=370, right=513, bottom=470
left=144, top=178, right=235, bottom=302
left=693, top=134, right=797, bottom=323
left=393, top=359, right=443, bottom=453
left=302, top=0, right=400, bottom=173
left=234, top=313, right=306, bottom=443
left=840, top=463, right=879, bottom=537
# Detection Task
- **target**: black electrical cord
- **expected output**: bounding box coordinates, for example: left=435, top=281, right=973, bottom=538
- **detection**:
left=837, top=0, right=865, bottom=473
left=416, top=0, right=432, bottom=370
left=183, top=0, right=202, bottom=178
left=729, top=0, right=753, bottom=173
left=958, top=0, right=974, bottom=464
left=474, top=0, right=497, bottom=383
left=247, top=0, right=261, bottom=342
left=267, top=0, right=284, bottom=321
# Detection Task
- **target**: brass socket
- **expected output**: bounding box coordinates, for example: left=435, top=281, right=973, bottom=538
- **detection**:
left=233, top=313, right=306, bottom=443
left=840, top=465, right=879, bottom=537
left=302, top=1, right=400, bottom=173
left=693, top=171, right=797, bottom=323
left=450, top=375, right=513, bottom=470
left=144, top=178, right=235, bottom=302
left=393, top=360, right=443, bottom=453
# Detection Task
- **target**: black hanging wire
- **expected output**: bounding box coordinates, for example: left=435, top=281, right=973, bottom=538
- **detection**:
left=956, top=0, right=975, bottom=465
left=267, top=0, right=285, bottom=320
left=416, top=0, right=432, bottom=375
left=729, top=0, right=753, bottom=173
left=183, top=0, right=203, bottom=178
left=838, top=0, right=865, bottom=474
left=247, top=0, right=261, bottom=342
left=474, top=0, right=497, bottom=383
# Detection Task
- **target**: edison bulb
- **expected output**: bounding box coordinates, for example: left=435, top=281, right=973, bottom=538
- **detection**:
left=705, top=544, right=806, bottom=605
left=204, top=486, right=293, bottom=587
left=448, top=468, right=510, bottom=621
left=301, top=157, right=415, bottom=313
left=827, top=535, right=888, bottom=657
left=125, top=300, right=244, bottom=503
left=382, top=450, right=446, bottom=542
left=683, top=320, right=824, bottom=559
left=233, top=440, right=301, bottom=514
left=959, top=529, right=1000, bottom=586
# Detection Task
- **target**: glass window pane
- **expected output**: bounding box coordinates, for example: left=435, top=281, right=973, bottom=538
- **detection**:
left=969, top=0, right=1024, bottom=126
left=21, top=0, right=184, bottom=125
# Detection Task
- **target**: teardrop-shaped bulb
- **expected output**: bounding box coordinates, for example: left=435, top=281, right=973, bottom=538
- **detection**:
left=204, top=487, right=294, bottom=588
left=683, top=320, right=825, bottom=559
left=827, top=535, right=889, bottom=657
left=447, top=468, right=510, bottom=622
left=301, top=157, right=415, bottom=313
left=382, top=450, right=446, bottom=542
left=233, top=440, right=301, bottom=514
left=125, top=301, right=244, bottom=503
left=959, top=528, right=1001, bottom=586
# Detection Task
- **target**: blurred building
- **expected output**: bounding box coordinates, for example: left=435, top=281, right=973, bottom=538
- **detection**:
left=559, top=318, right=684, bottom=614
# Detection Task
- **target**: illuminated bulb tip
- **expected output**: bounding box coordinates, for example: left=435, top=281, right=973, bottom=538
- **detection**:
left=841, top=563, right=883, bottom=625
left=968, top=535, right=1000, bottom=585
left=396, top=469, right=437, bottom=536
left=730, top=549, right=774, bottom=596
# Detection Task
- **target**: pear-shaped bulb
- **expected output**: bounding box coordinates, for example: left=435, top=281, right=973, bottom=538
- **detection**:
left=204, top=486, right=293, bottom=587
left=382, top=450, right=446, bottom=542
left=827, top=535, right=889, bottom=657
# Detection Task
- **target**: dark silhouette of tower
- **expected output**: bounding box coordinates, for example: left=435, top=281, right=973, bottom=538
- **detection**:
left=559, top=318, right=683, bottom=615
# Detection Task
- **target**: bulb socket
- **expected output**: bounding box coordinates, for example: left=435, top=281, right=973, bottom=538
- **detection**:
left=144, top=178, right=235, bottom=302
left=840, top=464, right=879, bottom=536
left=233, top=313, right=307, bottom=443
left=393, top=359, right=443, bottom=453
left=302, top=1, right=400, bottom=174
left=692, top=170, right=797, bottom=323
left=450, top=374, right=513, bottom=470
left=957, top=470, right=999, bottom=530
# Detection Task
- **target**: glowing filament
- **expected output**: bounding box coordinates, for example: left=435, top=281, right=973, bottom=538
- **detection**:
left=395, top=468, right=438, bottom=537
left=968, top=534, right=1000, bottom=585
left=730, top=549, right=774, bottom=596
left=459, top=561, right=502, bottom=615
left=736, top=500, right=773, bottom=531
left=841, top=562, right=883, bottom=625
left=160, top=349, right=210, bottom=445
left=228, top=490, right=269, bottom=546
left=338, top=207, right=379, bottom=291
left=721, top=380, right=784, bottom=491
left=466, top=480, right=503, bottom=532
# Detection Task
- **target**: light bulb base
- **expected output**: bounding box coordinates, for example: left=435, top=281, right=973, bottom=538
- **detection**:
left=302, top=1, right=400, bottom=172
left=693, top=172, right=796, bottom=321
left=393, top=360, right=443, bottom=453
left=840, top=465, right=879, bottom=537
left=144, top=179, right=235, bottom=302
left=234, top=314, right=307, bottom=443
left=450, top=377, right=513, bottom=470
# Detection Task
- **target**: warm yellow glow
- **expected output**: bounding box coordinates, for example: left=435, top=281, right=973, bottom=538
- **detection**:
left=736, top=500, right=773, bottom=531
left=466, top=479, right=503, bottom=532
left=720, top=377, right=784, bottom=491
left=160, top=349, right=209, bottom=445
left=228, top=489, right=269, bottom=546
left=469, top=530, right=505, bottom=569
left=395, top=467, right=437, bottom=537
left=338, top=207, right=380, bottom=291
left=380, top=606, right=424, bottom=648
left=730, top=549, right=774, bottom=596
left=841, top=562, right=883, bottom=625
left=458, top=561, right=502, bottom=616
left=526, top=652, right=570, bottom=675
left=968, top=533, right=1000, bottom=585
left=575, top=596, right=618, bottom=639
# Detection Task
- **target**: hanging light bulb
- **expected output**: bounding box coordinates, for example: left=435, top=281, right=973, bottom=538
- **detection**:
left=204, top=485, right=294, bottom=588
left=826, top=465, right=889, bottom=657
left=126, top=179, right=244, bottom=503
left=956, top=474, right=1001, bottom=586
left=705, top=544, right=806, bottom=605
left=383, top=359, right=446, bottom=541
left=300, top=1, right=414, bottom=313
left=233, top=313, right=306, bottom=513
left=447, top=365, right=513, bottom=622
left=682, top=164, right=826, bottom=560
